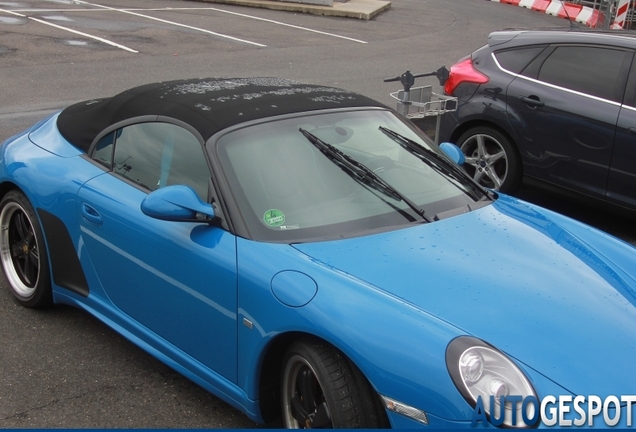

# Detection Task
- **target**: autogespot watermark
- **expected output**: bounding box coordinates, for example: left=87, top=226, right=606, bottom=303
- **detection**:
left=472, top=395, right=636, bottom=427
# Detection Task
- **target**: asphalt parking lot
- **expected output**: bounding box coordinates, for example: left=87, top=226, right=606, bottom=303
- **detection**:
left=0, top=0, right=634, bottom=428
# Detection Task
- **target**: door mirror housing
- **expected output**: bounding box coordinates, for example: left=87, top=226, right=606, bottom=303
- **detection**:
left=439, top=142, right=465, bottom=165
left=141, top=185, right=216, bottom=222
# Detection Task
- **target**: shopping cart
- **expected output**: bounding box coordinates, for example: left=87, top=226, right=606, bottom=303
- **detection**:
left=384, top=68, right=457, bottom=144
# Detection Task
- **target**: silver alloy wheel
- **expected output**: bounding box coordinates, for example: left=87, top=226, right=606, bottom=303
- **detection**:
left=0, top=201, right=40, bottom=298
left=460, top=133, right=509, bottom=190
left=282, top=354, right=332, bottom=429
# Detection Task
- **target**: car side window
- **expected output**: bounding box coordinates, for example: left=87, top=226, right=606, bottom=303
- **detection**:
left=93, top=131, right=115, bottom=168
left=104, top=122, right=210, bottom=201
left=536, top=46, right=628, bottom=102
left=494, top=46, right=547, bottom=74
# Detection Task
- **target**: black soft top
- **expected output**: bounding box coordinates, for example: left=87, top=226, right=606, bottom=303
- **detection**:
left=57, top=77, right=386, bottom=152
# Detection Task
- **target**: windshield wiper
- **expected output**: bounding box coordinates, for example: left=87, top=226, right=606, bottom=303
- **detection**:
left=299, top=128, right=432, bottom=222
left=378, top=126, right=489, bottom=200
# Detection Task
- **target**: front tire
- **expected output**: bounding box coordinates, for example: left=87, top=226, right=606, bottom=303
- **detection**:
left=0, top=190, right=52, bottom=308
left=457, top=126, right=522, bottom=193
left=281, top=338, right=387, bottom=429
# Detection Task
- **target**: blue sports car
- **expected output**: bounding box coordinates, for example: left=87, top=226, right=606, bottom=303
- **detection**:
left=1, top=77, right=635, bottom=429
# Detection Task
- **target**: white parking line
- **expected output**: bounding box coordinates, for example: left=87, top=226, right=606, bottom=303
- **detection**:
left=28, top=18, right=139, bottom=52
left=0, top=8, right=23, bottom=16
left=178, top=6, right=367, bottom=44
left=74, top=1, right=267, bottom=47
left=0, top=7, right=138, bottom=52
left=7, top=6, right=367, bottom=44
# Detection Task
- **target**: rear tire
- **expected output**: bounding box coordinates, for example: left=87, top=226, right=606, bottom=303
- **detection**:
left=457, top=126, right=522, bottom=193
left=0, top=191, right=52, bottom=308
left=281, top=338, right=388, bottom=428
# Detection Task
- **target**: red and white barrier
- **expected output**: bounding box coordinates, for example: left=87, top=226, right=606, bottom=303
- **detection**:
left=611, top=0, right=630, bottom=28
left=489, top=0, right=605, bottom=28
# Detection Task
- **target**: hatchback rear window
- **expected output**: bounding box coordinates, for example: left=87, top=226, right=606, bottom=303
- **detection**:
left=494, top=46, right=546, bottom=74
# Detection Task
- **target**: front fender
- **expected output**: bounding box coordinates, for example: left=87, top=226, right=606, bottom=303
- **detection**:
left=235, top=238, right=472, bottom=421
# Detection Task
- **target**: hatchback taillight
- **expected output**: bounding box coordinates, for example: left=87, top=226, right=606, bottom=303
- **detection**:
left=444, top=57, right=489, bottom=95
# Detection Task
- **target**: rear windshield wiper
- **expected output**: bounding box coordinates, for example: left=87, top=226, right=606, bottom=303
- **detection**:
left=378, top=126, right=488, bottom=200
left=299, top=128, right=432, bottom=222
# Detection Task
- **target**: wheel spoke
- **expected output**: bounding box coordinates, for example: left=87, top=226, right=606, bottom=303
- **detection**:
left=291, top=396, right=310, bottom=425
left=23, top=255, right=37, bottom=286
left=464, top=156, right=479, bottom=166
left=475, top=135, right=487, bottom=158
left=486, top=170, right=503, bottom=189
left=311, top=402, right=332, bottom=428
left=488, top=150, right=506, bottom=163
left=10, top=244, right=24, bottom=258
left=289, top=366, right=334, bottom=429
left=474, top=170, right=485, bottom=183
left=299, top=369, right=317, bottom=414
left=26, top=233, right=35, bottom=250
left=14, top=213, right=28, bottom=241
left=28, top=248, right=39, bottom=267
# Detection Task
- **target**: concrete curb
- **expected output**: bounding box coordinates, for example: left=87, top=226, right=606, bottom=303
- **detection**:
left=193, top=0, right=391, bottom=20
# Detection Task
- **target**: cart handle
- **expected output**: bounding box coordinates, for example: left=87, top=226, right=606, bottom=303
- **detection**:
left=383, top=67, right=449, bottom=92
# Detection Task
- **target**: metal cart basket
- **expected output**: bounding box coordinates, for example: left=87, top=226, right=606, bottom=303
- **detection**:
left=385, top=68, right=457, bottom=144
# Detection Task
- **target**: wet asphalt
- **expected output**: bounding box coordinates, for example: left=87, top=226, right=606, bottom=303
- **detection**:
left=0, top=0, right=634, bottom=428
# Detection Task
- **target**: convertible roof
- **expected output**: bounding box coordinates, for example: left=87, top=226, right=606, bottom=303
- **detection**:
left=57, top=77, right=386, bottom=152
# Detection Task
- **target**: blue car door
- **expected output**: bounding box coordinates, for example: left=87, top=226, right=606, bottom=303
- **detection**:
left=77, top=121, right=238, bottom=382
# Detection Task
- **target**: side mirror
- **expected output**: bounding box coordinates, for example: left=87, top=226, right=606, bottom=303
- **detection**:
left=141, top=185, right=215, bottom=222
left=439, top=142, right=465, bottom=165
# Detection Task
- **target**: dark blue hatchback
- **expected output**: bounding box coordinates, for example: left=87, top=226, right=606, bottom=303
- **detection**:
left=436, top=28, right=636, bottom=215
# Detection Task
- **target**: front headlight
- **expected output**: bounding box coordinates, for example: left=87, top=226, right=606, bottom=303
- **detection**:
left=446, top=336, right=538, bottom=428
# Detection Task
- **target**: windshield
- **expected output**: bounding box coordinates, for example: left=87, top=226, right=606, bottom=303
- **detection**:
left=215, top=109, right=489, bottom=242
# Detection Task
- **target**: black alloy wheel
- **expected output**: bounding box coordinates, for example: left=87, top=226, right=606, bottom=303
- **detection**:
left=281, top=337, right=388, bottom=429
left=0, top=190, right=52, bottom=307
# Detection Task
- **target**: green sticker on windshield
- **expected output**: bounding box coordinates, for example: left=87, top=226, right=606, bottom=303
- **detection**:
left=263, top=209, right=285, bottom=227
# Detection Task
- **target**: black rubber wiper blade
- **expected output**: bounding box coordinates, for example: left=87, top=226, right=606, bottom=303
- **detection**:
left=378, top=126, right=478, bottom=186
left=299, top=128, right=432, bottom=222
left=299, top=128, right=399, bottom=200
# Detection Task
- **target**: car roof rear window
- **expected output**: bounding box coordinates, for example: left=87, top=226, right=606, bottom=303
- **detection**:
left=494, top=46, right=547, bottom=74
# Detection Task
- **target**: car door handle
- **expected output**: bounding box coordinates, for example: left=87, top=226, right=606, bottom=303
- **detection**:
left=519, top=96, right=545, bottom=107
left=81, top=203, right=103, bottom=226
